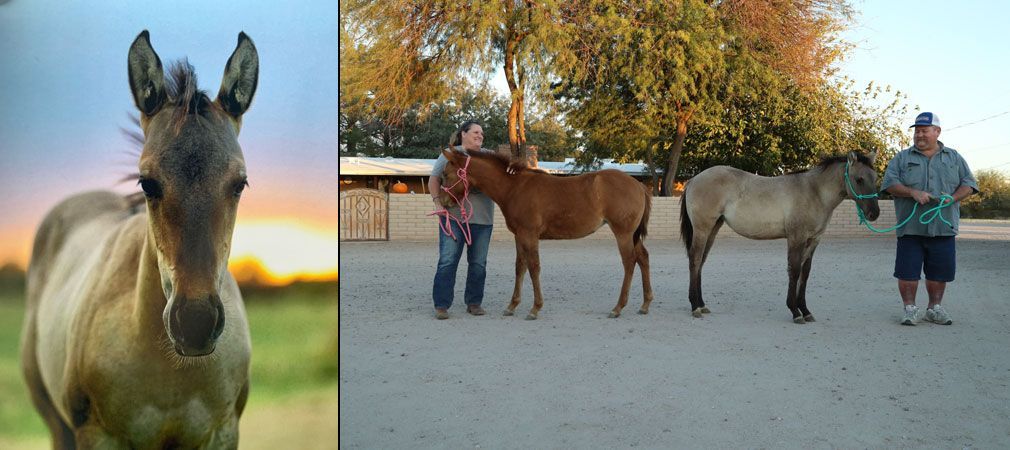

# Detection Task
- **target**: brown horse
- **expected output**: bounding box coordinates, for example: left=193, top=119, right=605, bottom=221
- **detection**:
left=680, top=152, right=880, bottom=323
left=20, top=30, right=257, bottom=448
left=440, top=149, right=653, bottom=320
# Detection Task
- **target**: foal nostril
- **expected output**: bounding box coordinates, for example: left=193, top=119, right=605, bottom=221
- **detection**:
left=169, top=296, right=224, bottom=355
left=868, top=205, right=881, bottom=221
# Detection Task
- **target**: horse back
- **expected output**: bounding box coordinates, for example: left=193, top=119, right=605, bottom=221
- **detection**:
left=506, top=169, right=646, bottom=239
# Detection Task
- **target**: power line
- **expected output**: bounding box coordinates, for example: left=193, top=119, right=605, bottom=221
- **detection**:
left=946, top=110, right=1010, bottom=131
left=980, top=161, right=1010, bottom=170
left=967, top=141, right=1010, bottom=152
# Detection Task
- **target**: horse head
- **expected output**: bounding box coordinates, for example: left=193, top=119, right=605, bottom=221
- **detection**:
left=439, top=148, right=473, bottom=206
left=845, top=151, right=880, bottom=221
left=128, top=30, right=258, bottom=356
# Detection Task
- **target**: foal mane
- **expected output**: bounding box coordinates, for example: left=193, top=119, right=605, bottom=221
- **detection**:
left=786, top=153, right=873, bottom=175
left=463, top=149, right=547, bottom=174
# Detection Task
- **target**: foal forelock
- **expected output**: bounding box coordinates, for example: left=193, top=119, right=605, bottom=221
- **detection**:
left=165, top=60, right=221, bottom=133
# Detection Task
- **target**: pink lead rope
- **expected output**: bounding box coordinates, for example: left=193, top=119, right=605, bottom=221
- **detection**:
left=428, top=154, right=474, bottom=245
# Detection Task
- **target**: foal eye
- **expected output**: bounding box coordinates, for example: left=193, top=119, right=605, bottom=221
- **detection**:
left=233, top=180, right=249, bottom=198
left=856, top=177, right=864, bottom=184
left=138, top=178, right=163, bottom=199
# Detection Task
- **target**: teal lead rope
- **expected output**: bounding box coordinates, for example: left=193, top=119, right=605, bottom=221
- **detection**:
left=845, top=160, right=954, bottom=233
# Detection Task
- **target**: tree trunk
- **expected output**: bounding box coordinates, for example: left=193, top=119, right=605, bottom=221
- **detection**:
left=660, top=118, right=689, bottom=197
left=646, top=141, right=660, bottom=196
left=503, top=27, right=527, bottom=161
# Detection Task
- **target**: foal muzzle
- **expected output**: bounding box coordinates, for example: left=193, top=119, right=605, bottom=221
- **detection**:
left=164, top=294, right=226, bottom=356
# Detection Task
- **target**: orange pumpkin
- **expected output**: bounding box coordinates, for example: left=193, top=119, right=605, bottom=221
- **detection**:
left=391, top=181, right=409, bottom=193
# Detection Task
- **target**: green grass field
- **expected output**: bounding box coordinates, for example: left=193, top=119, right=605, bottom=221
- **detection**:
left=0, top=283, right=337, bottom=447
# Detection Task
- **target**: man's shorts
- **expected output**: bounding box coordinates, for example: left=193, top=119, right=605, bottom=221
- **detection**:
left=894, top=235, right=956, bottom=282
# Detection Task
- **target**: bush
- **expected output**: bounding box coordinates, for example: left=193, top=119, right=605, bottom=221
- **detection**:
left=962, top=169, right=1010, bottom=219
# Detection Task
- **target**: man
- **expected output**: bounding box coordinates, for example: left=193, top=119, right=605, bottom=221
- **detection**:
left=881, top=112, right=978, bottom=326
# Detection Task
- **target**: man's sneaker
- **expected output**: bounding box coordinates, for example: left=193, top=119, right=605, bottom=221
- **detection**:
left=925, top=305, right=953, bottom=325
left=901, top=304, right=920, bottom=326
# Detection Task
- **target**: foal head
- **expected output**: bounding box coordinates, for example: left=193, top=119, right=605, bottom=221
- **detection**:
left=842, top=151, right=880, bottom=221
left=439, top=149, right=520, bottom=203
left=128, top=31, right=258, bottom=356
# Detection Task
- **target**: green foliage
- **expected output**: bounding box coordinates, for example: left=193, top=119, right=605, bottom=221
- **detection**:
left=0, top=301, right=46, bottom=439
left=244, top=291, right=337, bottom=400
left=554, top=0, right=726, bottom=161
left=679, top=79, right=909, bottom=177
left=526, top=113, right=578, bottom=161
left=339, top=83, right=511, bottom=158
left=962, top=170, right=1010, bottom=219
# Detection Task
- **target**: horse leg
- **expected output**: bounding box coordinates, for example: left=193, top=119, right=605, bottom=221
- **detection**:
left=786, top=240, right=805, bottom=323
left=688, top=229, right=710, bottom=318
left=696, top=217, right=723, bottom=315
left=609, top=234, right=637, bottom=318
left=504, top=240, right=527, bottom=316
left=635, top=240, right=654, bottom=315
left=524, top=239, right=544, bottom=320
left=796, top=239, right=820, bottom=322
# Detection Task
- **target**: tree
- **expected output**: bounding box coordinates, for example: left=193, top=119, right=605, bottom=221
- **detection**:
left=962, top=169, right=1010, bottom=218
left=554, top=0, right=727, bottom=196
left=340, top=1, right=567, bottom=159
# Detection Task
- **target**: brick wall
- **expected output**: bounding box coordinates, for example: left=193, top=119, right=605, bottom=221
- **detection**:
left=385, top=193, right=895, bottom=241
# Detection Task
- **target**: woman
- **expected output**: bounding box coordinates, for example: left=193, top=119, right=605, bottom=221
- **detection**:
left=428, top=121, right=495, bottom=319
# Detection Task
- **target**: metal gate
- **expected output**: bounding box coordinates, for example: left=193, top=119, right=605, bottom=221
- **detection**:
left=339, top=189, right=388, bottom=241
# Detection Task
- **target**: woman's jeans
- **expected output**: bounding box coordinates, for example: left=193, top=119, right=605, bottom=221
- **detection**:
left=433, top=221, right=493, bottom=310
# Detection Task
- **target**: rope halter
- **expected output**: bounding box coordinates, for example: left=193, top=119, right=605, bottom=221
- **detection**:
left=845, top=159, right=953, bottom=233
left=428, top=153, right=474, bottom=245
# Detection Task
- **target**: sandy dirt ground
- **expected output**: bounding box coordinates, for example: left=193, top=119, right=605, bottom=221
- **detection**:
left=339, top=224, right=1010, bottom=449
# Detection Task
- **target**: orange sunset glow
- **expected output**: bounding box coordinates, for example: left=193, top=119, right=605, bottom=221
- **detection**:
left=0, top=219, right=337, bottom=287
left=229, top=219, right=338, bottom=285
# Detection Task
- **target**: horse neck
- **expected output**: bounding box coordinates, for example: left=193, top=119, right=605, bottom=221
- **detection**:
left=467, top=159, right=515, bottom=203
left=806, top=163, right=847, bottom=209
left=133, top=228, right=169, bottom=340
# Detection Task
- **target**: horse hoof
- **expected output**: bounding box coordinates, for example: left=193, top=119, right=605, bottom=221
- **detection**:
left=608, top=312, right=620, bottom=318
left=804, top=314, right=816, bottom=322
left=700, top=307, right=711, bottom=314
left=525, top=314, right=538, bottom=320
left=793, top=316, right=806, bottom=324
left=692, top=309, right=703, bottom=318
left=637, top=309, right=648, bottom=315
left=503, top=310, right=514, bottom=317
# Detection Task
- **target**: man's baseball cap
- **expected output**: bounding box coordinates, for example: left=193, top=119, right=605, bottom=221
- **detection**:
left=910, top=112, right=941, bottom=128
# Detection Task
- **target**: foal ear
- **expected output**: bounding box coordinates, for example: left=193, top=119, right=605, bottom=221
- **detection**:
left=217, top=32, right=259, bottom=122
left=127, top=30, right=167, bottom=117
left=867, top=151, right=878, bottom=164
left=441, top=148, right=456, bottom=162
left=846, top=151, right=858, bottom=165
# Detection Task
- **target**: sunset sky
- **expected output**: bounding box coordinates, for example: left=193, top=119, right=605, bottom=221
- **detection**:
left=0, top=0, right=337, bottom=282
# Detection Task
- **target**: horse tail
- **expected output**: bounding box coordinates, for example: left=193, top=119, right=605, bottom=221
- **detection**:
left=680, top=187, right=692, bottom=254
left=634, top=186, right=651, bottom=245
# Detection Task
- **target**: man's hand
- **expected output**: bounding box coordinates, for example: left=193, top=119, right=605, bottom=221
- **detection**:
left=910, top=189, right=934, bottom=205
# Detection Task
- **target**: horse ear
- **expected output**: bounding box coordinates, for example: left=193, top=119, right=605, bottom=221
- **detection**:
left=217, top=32, right=259, bottom=123
left=127, top=30, right=167, bottom=117
left=441, top=148, right=456, bottom=162
left=846, top=151, right=858, bottom=165
left=868, top=151, right=878, bottom=164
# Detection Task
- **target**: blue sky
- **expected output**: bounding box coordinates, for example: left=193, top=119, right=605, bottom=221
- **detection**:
left=837, top=1, right=1010, bottom=174
left=0, top=0, right=337, bottom=266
